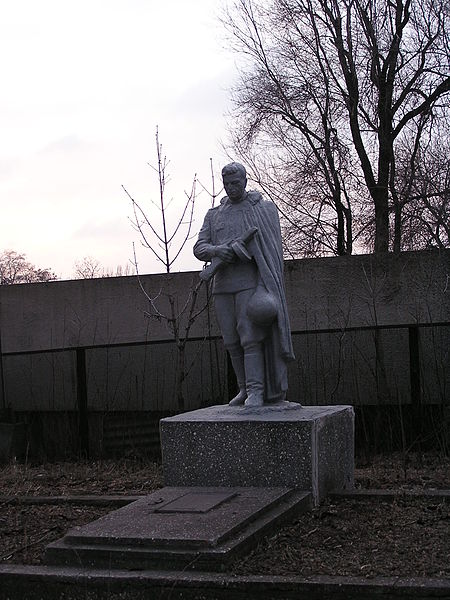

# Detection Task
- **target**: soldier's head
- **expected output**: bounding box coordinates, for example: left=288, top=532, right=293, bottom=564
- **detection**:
left=222, top=162, right=247, bottom=203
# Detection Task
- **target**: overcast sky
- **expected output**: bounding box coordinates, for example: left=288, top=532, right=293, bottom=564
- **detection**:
left=0, top=0, right=238, bottom=279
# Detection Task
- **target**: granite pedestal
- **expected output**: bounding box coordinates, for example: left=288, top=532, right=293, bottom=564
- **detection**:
left=160, top=403, right=354, bottom=504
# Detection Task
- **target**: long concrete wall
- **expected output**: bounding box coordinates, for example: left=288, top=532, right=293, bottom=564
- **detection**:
left=0, top=250, right=448, bottom=417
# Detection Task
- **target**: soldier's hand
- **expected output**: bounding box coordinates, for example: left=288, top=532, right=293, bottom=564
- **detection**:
left=214, top=245, right=235, bottom=263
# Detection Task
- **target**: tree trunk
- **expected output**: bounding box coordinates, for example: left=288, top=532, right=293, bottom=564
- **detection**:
left=393, top=204, right=401, bottom=253
left=335, top=197, right=346, bottom=256
left=373, top=187, right=390, bottom=253
left=176, top=343, right=186, bottom=411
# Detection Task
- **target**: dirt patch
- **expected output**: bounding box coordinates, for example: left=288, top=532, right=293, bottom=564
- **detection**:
left=230, top=496, right=450, bottom=578
left=0, top=459, right=163, bottom=497
left=355, top=451, right=449, bottom=491
left=0, top=504, right=109, bottom=565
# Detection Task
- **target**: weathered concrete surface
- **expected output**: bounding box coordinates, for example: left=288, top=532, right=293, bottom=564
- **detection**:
left=1, top=565, right=449, bottom=600
left=284, top=249, right=450, bottom=331
left=2, top=251, right=447, bottom=354
left=0, top=273, right=217, bottom=353
left=161, top=404, right=354, bottom=504
left=45, top=487, right=311, bottom=571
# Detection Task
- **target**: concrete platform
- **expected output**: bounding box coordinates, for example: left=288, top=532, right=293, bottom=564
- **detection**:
left=161, top=403, right=354, bottom=504
left=45, top=486, right=311, bottom=571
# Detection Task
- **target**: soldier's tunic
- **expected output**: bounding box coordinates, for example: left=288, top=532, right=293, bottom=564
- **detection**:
left=194, top=190, right=294, bottom=402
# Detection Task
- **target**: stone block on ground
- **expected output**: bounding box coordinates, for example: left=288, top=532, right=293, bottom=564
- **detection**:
left=44, top=486, right=311, bottom=571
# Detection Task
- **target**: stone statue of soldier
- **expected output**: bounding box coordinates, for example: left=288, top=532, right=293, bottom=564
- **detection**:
left=194, top=162, right=294, bottom=407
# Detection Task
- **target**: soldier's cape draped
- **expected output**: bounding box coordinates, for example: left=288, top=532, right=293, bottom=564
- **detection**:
left=244, top=191, right=295, bottom=402
left=199, top=191, right=295, bottom=402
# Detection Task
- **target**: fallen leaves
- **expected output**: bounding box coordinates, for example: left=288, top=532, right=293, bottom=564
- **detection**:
left=231, top=497, right=450, bottom=578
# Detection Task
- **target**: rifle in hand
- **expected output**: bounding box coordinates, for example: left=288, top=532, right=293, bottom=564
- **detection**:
left=199, top=226, right=258, bottom=282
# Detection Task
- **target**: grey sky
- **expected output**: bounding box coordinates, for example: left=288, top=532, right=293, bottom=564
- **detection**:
left=0, top=0, right=236, bottom=279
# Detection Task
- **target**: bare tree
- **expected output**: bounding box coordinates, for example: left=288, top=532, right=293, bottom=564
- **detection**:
left=357, top=116, right=450, bottom=251
left=122, top=129, right=220, bottom=410
left=392, top=121, right=450, bottom=250
left=224, top=0, right=450, bottom=254
left=224, top=0, right=356, bottom=256
left=123, top=128, right=197, bottom=274
left=73, top=256, right=133, bottom=279
left=229, top=124, right=360, bottom=257
left=0, top=250, right=57, bottom=284
left=73, top=256, right=104, bottom=279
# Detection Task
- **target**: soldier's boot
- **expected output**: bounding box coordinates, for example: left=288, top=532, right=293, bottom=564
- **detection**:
left=244, top=344, right=265, bottom=407
left=227, top=344, right=247, bottom=406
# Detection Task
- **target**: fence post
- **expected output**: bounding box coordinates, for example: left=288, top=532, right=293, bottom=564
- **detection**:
left=408, top=325, right=423, bottom=445
left=0, top=296, right=5, bottom=414
left=408, top=326, right=421, bottom=406
left=0, top=340, right=5, bottom=414
left=76, top=348, right=89, bottom=458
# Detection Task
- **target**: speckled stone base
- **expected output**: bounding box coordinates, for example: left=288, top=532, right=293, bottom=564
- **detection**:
left=160, top=403, right=354, bottom=504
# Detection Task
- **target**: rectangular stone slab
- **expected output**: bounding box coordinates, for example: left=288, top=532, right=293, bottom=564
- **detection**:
left=45, top=486, right=311, bottom=571
left=61, top=487, right=290, bottom=548
left=160, top=403, right=354, bottom=504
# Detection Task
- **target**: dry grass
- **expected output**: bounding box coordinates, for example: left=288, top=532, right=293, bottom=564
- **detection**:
left=355, top=451, right=450, bottom=490
left=0, top=458, right=163, bottom=498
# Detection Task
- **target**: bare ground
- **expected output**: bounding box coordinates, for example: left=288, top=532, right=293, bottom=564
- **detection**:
left=230, top=496, right=450, bottom=578
left=0, top=458, right=163, bottom=497
left=0, top=452, right=448, bottom=576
